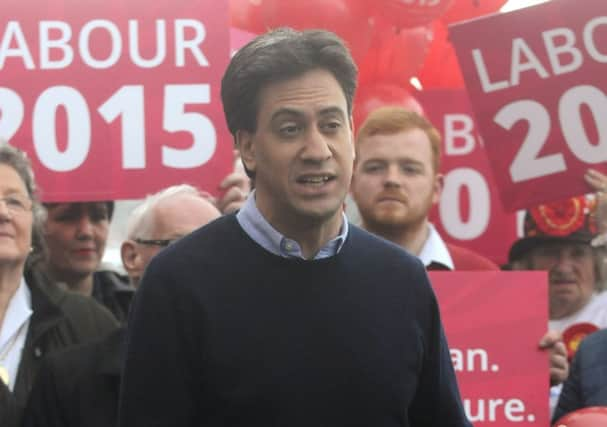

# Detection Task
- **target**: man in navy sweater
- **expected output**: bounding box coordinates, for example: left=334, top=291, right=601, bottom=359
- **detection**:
left=118, top=27, right=471, bottom=427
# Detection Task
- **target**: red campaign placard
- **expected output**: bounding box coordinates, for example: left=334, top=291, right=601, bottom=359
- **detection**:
left=0, top=0, right=231, bottom=202
left=418, top=90, right=518, bottom=266
left=431, top=271, right=549, bottom=427
left=449, top=0, right=607, bottom=212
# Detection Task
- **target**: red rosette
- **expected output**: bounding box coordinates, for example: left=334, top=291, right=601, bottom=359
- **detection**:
left=553, top=406, right=607, bottom=427
left=530, top=197, right=586, bottom=237
left=562, top=322, right=599, bottom=361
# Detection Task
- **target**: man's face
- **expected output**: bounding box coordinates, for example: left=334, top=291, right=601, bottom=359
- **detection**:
left=44, top=202, right=110, bottom=281
left=351, top=129, right=441, bottom=232
left=528, top=242, right=596, bottom=319
left=124, top=194, right=220, bottom=286
left=238, top=69, right=354, bottom=232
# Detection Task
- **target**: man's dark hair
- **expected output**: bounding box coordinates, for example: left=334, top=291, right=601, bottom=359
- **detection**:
left=221, top=27, right=358, bottom=137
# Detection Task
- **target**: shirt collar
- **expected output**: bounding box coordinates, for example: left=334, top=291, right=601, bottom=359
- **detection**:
left=0, top=277, right=32, bottom=349
left=236, top=190, right=348, bottom=260
left=418, top=223, right=454, bottom=270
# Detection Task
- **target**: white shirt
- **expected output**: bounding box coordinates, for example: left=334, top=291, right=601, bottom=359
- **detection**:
left=418, top=223, right=455, bottom=270
left=548, top=292, right=607, bottom=332
left=0, top=277, right=32, bottom=391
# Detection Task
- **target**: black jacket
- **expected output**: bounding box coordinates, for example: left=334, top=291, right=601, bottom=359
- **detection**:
left=12, top=268, right=118, bottom=421
left=92, top=270, right=134, bottom=323
left=23, top=328, right=125, bottom=427
left=0, top=381, right=18, bottom=427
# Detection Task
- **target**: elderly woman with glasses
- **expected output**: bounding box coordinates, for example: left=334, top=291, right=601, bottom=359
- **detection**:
left=0, top=143, right=117, bottom=424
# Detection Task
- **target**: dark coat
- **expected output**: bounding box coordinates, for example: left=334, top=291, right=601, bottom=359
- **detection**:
left=23, top=328, right=125, bottom=427
left=12, top=268, right=118, bottom=421
left=92, top=270, right=134, bottom=323
left=553, top=329, right=607, bottom=423
left=0, top=380, right=18, bottom=427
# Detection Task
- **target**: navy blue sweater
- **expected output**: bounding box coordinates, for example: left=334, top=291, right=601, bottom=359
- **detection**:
left=119, top=214, right=470, bottom=427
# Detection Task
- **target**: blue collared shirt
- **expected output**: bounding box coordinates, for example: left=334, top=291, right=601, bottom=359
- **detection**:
left=236, top=190, right=348, bottom=260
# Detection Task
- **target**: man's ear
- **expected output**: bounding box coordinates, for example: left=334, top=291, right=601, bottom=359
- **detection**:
left=121, top=240, right=143, bottom=282
left=236, top=130, right=256, bottom=175
left=432, top=173, right=444, bottom=205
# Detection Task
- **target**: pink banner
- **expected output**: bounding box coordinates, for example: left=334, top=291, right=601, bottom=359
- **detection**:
left=449, top=0, right=607, bottom=211
left=431, top=271, right=549, bottom=426
left=419, top=90, right=518, bottom=266
left=0, top=0, right=231, bottom=201
left=230, top=27, right=255, bottom=57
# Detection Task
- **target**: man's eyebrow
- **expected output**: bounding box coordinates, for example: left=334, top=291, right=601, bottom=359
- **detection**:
left=318, top=106, right=346, bottom=119
left=399, top=158, right=424, bottom=165
left=270, top=108, right=304, bottom=122
left=363, top=156, right=423, bottom=165
left=269, top=106, right=347, bottom=122
left=361, top=157, right=387, bottom=164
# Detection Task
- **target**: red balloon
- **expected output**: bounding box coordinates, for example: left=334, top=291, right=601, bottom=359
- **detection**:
left=417, top=20, right=465, bottom=89
left=442, top=0, right=507, bottom=24
left=230, top=0, right=267, bottom=34
left=373, top=0, right=454, bottom=29
left=553, top=407, right=607, bottom=427
left=354, top=83, right=423, bottom=131
left=358, top=19, right=433, bottom=87
left=261, top=0, right=373, bottom=61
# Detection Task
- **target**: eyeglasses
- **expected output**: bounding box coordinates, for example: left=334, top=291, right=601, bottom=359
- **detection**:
left=133, top=237, right=180, bottom=247
left=0, top=195, right=32, bottom=214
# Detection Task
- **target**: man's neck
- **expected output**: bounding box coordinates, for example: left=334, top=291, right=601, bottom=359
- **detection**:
left=262, top=209, right=343, bottom=260
left=363, top=219, right=429, bottom=256
left=284, top=215, right=343, bottom=260
left=254, top=191, right=345, bottom=260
